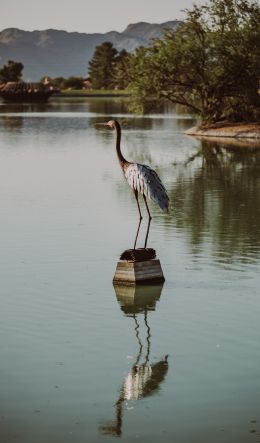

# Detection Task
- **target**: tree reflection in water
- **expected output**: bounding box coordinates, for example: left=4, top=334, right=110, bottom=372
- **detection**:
left=169, top=139, right=260, bottom=261
left=99, top=284, right=168, bottom=437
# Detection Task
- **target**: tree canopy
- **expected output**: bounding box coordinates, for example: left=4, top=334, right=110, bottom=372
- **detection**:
left=113, top=49, right=132, bottom=89
left=88, top=42, right=118, bottom=89
left=128, top=0, right=260, bottom=125
left=88, top=42, right=131, bottom=89
left=0, top=60, right=24, bottom=83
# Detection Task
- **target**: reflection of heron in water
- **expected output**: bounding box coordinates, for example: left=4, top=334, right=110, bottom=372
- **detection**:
left=100, top=284, right=169, bottom=437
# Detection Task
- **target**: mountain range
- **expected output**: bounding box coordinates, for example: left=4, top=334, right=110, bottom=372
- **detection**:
left=0, top=21, right=181, bottom=81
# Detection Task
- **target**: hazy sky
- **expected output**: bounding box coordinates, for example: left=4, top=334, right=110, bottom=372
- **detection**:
left=1, top=0, right=196, bottom=33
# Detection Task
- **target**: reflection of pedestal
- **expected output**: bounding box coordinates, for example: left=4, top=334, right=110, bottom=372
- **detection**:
left=114, top=283, right=164, bottom=313
left=113, top=259, right=165, bottom=285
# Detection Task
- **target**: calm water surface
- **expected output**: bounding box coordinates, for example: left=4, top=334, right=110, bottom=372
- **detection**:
left=0, top=98, right=260, bottom=443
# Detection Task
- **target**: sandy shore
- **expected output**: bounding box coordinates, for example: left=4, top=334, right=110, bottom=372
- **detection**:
left=185, top=122, right=260, bottom=139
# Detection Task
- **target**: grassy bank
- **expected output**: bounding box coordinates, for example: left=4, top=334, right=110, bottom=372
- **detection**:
left=54, top=89, right=130, bottom=98
left=185, top=122, right=260, bottom=139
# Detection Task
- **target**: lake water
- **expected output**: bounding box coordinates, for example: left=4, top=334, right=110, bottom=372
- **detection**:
left=0, top=98, right=260, bottom=443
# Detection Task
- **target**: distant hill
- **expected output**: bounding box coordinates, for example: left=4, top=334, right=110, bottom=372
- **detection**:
left=0, top=21, right=181, bottom=80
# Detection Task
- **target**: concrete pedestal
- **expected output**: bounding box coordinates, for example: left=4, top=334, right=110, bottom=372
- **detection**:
left=113, top=258, right=165, bottom=286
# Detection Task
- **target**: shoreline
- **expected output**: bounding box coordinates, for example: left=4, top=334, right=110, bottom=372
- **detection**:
left=185, top=122, right=260, bottom=139
left=52, top=91, right=130, bottom=98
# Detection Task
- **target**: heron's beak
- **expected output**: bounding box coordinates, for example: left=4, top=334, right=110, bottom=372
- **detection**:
left=95, top=123, right=109, bottom=126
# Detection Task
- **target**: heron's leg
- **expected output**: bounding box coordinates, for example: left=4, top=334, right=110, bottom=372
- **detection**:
left=134, top=190, right=142, bottom=220
left=134, top=218, right=142, bottom=249
left=143, top=195, right=152, bottom=248
left=144, top=216, right=151, bottom=249
left=143, top=195, right=152, bottom=220
left=133, top=190, right=142, bottom=249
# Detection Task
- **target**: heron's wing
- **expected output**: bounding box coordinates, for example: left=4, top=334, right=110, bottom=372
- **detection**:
left=124, top=163, right=169, bottom=211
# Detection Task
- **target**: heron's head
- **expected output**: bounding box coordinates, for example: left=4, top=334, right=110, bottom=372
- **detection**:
left=95, top=120, right=117, bottom=129
left=106, top=120, right=116, bottom=128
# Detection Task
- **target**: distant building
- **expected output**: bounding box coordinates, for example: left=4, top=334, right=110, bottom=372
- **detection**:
left=0, top=82, right=54, bottom=102
left=43, top=76, right=51, bottom=85
left=83, top=78, right=92, bottom=90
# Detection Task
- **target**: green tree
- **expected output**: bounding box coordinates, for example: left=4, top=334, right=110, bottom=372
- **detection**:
left=88, top=42, right=118, bottom=89
left=40, top=76, right=64, bottom=87
left=49, top=76, right=65, bottom=89
left=129, top=0, right=260, bottom=125
left=0, top=60, right=24, bottom=83
left=114, top=49, right=132, bottom=89
left=62, top=76, right=84, bottom=89
left=40, top=76, right=84, bottom=89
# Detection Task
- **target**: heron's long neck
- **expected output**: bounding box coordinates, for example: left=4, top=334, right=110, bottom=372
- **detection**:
left=114, top=121, right=127, bottom=168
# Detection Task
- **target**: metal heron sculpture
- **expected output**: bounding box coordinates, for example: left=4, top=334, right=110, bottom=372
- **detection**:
left=98, top=120, right=169, bottom=248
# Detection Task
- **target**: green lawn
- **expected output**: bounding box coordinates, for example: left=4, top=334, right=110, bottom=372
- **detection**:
left=58, top=89, right=130, bottom=96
